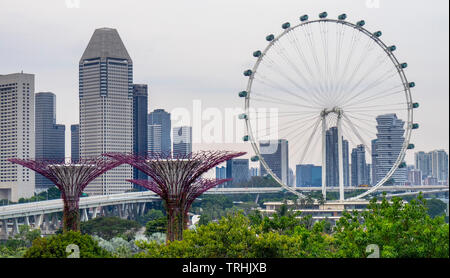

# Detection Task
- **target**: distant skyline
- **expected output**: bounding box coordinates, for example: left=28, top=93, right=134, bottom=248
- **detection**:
left=0, top=0, right=448, bottom=166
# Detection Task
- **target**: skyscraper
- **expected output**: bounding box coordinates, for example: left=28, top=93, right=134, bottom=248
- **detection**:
left=226, top=159, right=249, bottom=186
left=148, top=109, right=171, bottom=154
left=415, top=151, right=432, bottom=180
left=71, top=124, right=79, bottom=162
left=148, top=124, right=162, bottom=153
left=79, top=28, right=133, bottom=195
left=430, top=150, right=448, bottom=184
left=372, top=114, right=407, bottom=185
left=259, top=139, right=289, bottom=184
left=325, top=127, right=349, bottom=187
left=173, top=126, right=192, bottom=157
left=132, top=84, right=148, bottom=184
left=35, top=92, right=65, bottom=192
left=0, top=73, right=35, bottom=201
left=296, top=164, right=322, bottom=187
left=351, top=144, right=369, bottom=186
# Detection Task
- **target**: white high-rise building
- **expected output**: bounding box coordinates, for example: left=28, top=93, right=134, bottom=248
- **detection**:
left=79, top=28, right=133, bottom=195
left=430, top=150, right=448, bottom=184
left=148, top=124, right=162, bottom=153
left=173, top=126, right=192, bottom=157
left=0, top=73, right=35, bottom=201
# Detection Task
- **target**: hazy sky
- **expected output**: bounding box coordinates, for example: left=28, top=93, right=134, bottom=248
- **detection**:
left=0, top=0, right=448, bottom=165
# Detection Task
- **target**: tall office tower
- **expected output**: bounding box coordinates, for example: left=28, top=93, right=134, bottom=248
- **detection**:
left=430, top=150, right=449, bottom=184
left=371, top=139, right=378, bottom=185
left=408, top=169, right=422, bottom=185
left=79, top=28, right=133, bottom=195
left=173, top=126, right=192, bottom=157
left=259, top=139, right=289, bottom=184
left=249, top=167, right=259, bottom=177
left=148, top=109, right=171, bottom=154
left=415, top=151, right=432, bottom=180
left=132, top=84, right=148, bottom=185
left=35, top=92, right=65, bottom=192
left=325, top=127, right=349, bottom=187
left=0, top=73, right=35, bottom=201
left=372, top=114, right=407, bottom=185
left=148, top=124, right=162, bottom=153
left=70, top=124, right=79, bottom=162
left=351, top=144, right=369, bottom=186
left=366, top=163, right=372, bottom=185
left=226, top=159, right=249, bottom=186
left=296, top=164, right=322, bottom=187
left=216, top=166, right=226, bottom=179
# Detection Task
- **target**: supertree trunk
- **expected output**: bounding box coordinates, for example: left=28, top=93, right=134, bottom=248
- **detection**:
left=63, top=196, right=80, bottom=232
left=166, top=200, right=187, bottom=242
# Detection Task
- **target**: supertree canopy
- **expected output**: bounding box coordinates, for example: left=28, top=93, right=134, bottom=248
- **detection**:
left=106, top=150, right=246, bottom=241
left=8, top=157, right=123, bottom=232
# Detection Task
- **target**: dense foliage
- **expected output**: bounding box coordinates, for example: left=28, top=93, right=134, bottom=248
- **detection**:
left=0, top=225, right=41, bottom=258
left=135, top=195, right=449, bottom=258
left=80, top=216, right=140, bottom=240
left=23, top=231, right=111, bottom=258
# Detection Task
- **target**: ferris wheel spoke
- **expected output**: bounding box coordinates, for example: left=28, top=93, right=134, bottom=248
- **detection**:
left=344, top=86, right=404, bottom=108
left=342, top=115, right=372, bottom=155
left=252, top=114, right=318, bottom=137
left=251, top=91, right=320, bottom=110
left=302, top=24, right=327, bottom=96
left=250, top=96, right=320, bottom=110
left=297, top=117, right=322, bottom=165
left=286, top=30, right=323, bottom=96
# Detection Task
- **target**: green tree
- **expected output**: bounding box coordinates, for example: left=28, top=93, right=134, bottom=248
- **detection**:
left=425, top=198, right=447, bottom=218
left=80, top=217, right=141, bottom=241
left=145, top=217, right=168, bottom=236
left=23, top=231, right=111, bottom=258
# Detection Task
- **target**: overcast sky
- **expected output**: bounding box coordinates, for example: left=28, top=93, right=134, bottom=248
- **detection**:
left=0, top=0, right=448, bottom=165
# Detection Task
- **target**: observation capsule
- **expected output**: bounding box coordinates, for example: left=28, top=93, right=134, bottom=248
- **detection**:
left=400, top=63, right=408, bottom=69
left=338, top=13, right=347, bottom=20
left=253, top=50, right=262, bottom=57
left=356, top=20, right=365, bottom=27
left=412, top=123, right=419, bottom=129
left=399, top=162, right=407, bottom=168
left=266, top=34, right=275, bottom=41
left=389, top=45, right=396, bottom=52
left=319, top=12, right=328, bottom=18
left=412, top=102, right=419, bottom=109
left=238, top=113, right=248, bottom=120
left=408, top=82, right=416, bottom=88
left=407, top=144, right=415, bottom=150
left=373, top=31, right=382, bottom=37
left=238, top=91, right=248, bottom=97
left=251, top=156, right=259, bottom=162
left=282, top=22, right=291, bottom=29
left=243, top=69, right=253, bottom=76
left=300, top=15, right=309, bottom=22
left=242, top=135, right=249, bottom=142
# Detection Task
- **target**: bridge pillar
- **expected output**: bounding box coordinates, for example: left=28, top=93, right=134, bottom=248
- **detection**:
left=43, top=214, right=50, bottom=233
left=12, top=218, right=20, bottom=235
left=92, top=207, right=99, bottom=219
left=51, top=214, right=60, bottom=230
left=25, top=216, right=30, bottom=227
left=140, top=203, right=146, bottom=216
left=82, top=208, right=89, bottom=222
left=35, top=214, right=43, bottom=230
left=1, top=219, right=9, bottom=238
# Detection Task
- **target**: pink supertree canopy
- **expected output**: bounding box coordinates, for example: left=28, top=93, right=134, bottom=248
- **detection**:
left=8, top=157, right=123, bottom=231
left=106, top=150, right=246, bottom=241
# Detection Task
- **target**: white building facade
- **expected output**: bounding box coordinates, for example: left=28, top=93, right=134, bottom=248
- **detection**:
left=0, top=73, right=35, bottom=201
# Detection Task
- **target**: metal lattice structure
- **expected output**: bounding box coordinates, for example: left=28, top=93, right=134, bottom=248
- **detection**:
left=106, top=150, right=246, bottom=241
left=7, top=157, right=123, bottom=232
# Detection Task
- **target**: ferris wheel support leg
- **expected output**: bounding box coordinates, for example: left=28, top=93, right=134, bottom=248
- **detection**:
left=321, top=116, right=327, bottom=200
left=337, top=114, right=345, bottom=202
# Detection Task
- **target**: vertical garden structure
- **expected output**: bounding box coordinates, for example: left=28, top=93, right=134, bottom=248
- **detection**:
left=8, top=157, right=123, bottom=232
left=106, top=151, right=246, bottom=242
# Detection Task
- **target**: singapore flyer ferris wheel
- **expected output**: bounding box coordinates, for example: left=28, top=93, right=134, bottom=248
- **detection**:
left=238, top=12, right=419, bottom=201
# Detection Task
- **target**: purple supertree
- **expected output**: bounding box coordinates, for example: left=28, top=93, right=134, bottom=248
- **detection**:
left=8, top=157, right=123, bottom=232
left=106, top=150, right=246, bottom=242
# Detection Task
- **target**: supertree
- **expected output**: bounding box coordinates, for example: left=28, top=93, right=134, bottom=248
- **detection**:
left=106, top=150, right=246, bottom=242
left=8, top=157, right=123, bottom=232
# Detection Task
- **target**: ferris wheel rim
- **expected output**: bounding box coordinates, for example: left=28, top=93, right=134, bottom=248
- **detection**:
left=243, top=16, right=414, bottom=201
